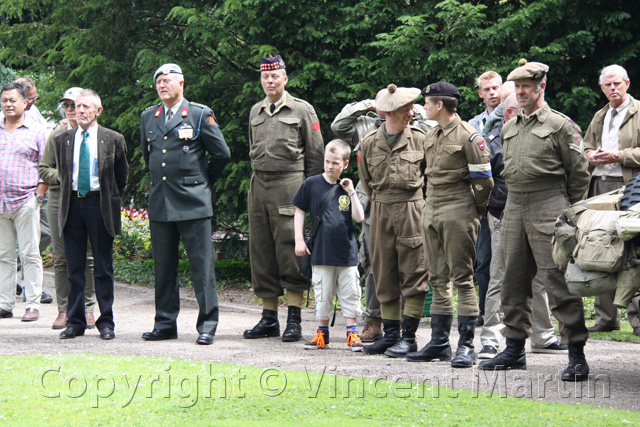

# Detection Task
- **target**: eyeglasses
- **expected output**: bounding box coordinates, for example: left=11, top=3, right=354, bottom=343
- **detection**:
left=61, top=102, right=75, bottom=110
left=27, top=95, right=39, bottom=103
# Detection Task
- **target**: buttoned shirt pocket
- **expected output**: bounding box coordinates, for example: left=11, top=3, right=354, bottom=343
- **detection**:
left=183, top=174, right=207, bottom=186
left=501, top=127, right=519, bottom=163
left=274, top=116, right=302, bottom=160
left=399, top=151, right=424, bottom=181
left=530, top=127, right=554, bottom=159
left=441, top=144, right=465, bottom=170
left=369, top=154, right=388, bottom=185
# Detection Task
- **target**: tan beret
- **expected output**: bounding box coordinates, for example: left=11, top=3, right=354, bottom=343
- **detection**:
left=375, top=84, right=421, bottom=112
left=507, top=59, right=549, bottom=81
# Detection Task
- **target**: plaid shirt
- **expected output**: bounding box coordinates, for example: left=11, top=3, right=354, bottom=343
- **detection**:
left=0, top=115, right=47, bottom=213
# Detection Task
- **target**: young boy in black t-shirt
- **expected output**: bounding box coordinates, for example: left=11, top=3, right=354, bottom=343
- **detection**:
left=292, top=139, right=365, bottom=350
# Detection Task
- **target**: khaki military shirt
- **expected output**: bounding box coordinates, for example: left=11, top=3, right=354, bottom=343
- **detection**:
left=358, top=125, right=426, bottom=204
left=424, top=115, right=493, bottom=215
left=249, top=91, right=324, bottom=177
left=501, top=102, right=589, bottom=204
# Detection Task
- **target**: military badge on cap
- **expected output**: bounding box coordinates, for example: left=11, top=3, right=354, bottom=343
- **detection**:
left=153, top=63, right=183, bottom=82
left=507, top=59, right=549, bottom=81
left=259, top=55, right=286, bottom=72
left=421, top=81, right=460, bottom=99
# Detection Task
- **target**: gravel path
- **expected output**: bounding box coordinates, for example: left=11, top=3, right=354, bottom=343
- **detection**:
left=2, top=270, right=639, bottom=412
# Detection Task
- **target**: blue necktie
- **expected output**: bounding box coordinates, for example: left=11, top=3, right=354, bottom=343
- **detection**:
left=78, top=130, right=91, bottom=196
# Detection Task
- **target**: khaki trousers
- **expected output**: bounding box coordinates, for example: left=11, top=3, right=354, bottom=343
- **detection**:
left=501, top=187, right=588, bottom=344
left=248, top=171, right=308, bottom=299
left=422, top=191, right=480, bottom=317
left=369, top=200, right=428, bottom=305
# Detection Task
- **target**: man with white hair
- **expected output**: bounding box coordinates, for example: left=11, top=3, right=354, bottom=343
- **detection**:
left=584, top=64, right=640, bottom=337
left=55, top=89, right=128, bottom=340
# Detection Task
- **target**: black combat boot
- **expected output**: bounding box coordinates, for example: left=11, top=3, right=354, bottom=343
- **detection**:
left=282, top=306, right=302, bottom=342
left=478, top=338, right=526, bottom=370
left=243, top=309, right=280, bottom=339
left=362, top=319, right=401, bottom=355
left=385, top=315, right=420, bottom=358
left=561, top=342, right=590, bottom=382
left=406, top=314, right=453, bottom=362
left=451, top=316, right=477, bottom=368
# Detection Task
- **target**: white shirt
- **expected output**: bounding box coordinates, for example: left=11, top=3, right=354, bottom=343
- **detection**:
left=72, top=123, right=100, bottom=191
left=594, top=96, right=630, bottom=177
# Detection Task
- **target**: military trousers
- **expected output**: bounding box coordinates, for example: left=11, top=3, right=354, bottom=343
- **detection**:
left=422, top=191, right=480, bottom=316
left=248, top=171, right=308, bottom=299
left=500, top=187, right=588, bottom=344
left=369, top=199, right=428, bottom=305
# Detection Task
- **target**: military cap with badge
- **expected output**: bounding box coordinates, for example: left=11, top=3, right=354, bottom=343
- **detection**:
left=421, top=81, right=461, bottom=99
left=507, top=59, right=549, bottom=81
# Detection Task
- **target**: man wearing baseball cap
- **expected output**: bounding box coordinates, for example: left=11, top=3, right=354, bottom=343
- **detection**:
left=358, top=84, right=429, bottom=357
left=478, top=60, right=591, bottom=381
left=39, top=87, right=97, bottom=329
left=406, top=81, right=493, bottom=368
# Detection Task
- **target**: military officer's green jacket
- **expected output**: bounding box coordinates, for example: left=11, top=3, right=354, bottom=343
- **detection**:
left=501, top=102, right=589, bottom=204
left=141, top=98, right=230, bottom=222
left=249, top=91, right=324, bottom=177
left=424, top=115, right=493, bottom=215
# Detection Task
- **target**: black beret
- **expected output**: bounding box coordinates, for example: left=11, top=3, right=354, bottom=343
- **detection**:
left=421, top=81, right=460, bottom=99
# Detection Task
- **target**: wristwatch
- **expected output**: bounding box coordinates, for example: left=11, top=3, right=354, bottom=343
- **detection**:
left=35, top=193, right=45, bottom=206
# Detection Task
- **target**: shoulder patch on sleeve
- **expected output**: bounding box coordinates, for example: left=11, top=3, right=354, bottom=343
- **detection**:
left=468, top=132, right=480, bottom=142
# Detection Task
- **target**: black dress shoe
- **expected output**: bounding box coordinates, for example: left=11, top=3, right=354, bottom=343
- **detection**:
left=41, top=291, right=53, bottom=304
left=142, top=329, right=178, bottom=341
left=196, top=333, right=214, bottom=345
left=60, top=327, right=85, bottom=339
left=100, top=327, right=115, bottom=340
left=0, top=308, right=13, bottom=318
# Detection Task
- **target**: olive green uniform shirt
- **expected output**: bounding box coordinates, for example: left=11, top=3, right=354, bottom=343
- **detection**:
left=501, top=102, right=589, bottom=204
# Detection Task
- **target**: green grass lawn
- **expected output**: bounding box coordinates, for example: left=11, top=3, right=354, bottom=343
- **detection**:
left=1, top=354, right=638, bottom=426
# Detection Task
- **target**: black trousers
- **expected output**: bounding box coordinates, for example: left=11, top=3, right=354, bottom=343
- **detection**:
left=64, top=193, right=114, bottom=330
left=149, top=218, right=219, bottom=335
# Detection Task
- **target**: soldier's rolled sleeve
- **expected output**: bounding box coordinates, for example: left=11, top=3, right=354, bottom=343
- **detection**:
left=303, top=108, right=324, bottom=177
left=201, top=108, right=231, bottom=183
left=331, top=100, right=375, bottom=143
left=558, top=122, right=590, bottom=204
left=39, top=132, right=59, bottom=184
left=464, top=134, right=494, bottom=214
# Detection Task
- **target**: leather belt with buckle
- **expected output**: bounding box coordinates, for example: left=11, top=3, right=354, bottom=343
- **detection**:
left=72, top=190, right=100, bottom=198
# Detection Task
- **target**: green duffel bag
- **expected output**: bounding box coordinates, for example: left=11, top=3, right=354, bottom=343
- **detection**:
left=564, top=260, right=617, bottom=297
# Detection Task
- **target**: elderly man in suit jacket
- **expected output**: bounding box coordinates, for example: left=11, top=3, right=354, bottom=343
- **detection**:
left=55, top=89, right=128, bottom=340
left=140, top=63, right=230, bottom=345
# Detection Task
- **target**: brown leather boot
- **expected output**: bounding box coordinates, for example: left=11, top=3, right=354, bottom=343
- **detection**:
left=52, top=312, right=67, bottom=330
left=360, top=320, right=383, bottom=342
